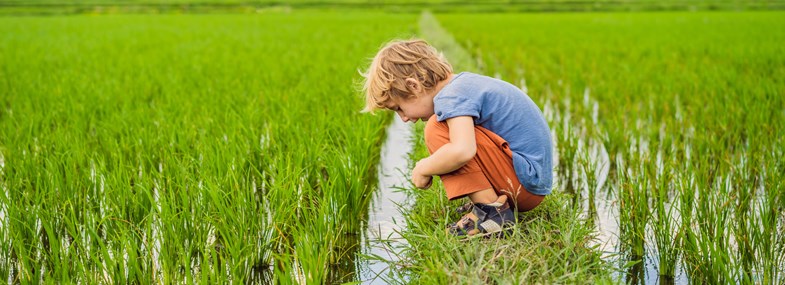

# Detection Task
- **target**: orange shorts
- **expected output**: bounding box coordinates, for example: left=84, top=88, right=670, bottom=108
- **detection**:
left=424, top=115, right=544, bottom=212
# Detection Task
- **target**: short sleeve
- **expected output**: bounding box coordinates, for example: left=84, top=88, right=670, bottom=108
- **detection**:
left=433, top=85, right=482, bottom=122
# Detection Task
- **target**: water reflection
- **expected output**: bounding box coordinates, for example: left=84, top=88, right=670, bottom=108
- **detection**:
left=246, top=264, right=273, bottom=284
left=359, top=115, right=414, bottom=284
left=329, top=234, right=362, bottom=283
left=297, top=115, right=413, bottom=284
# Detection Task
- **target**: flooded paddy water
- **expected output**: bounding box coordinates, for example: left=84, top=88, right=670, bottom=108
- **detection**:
left=0, top=12, right=423, bottom=283
left=358, top=115, right=414, bottom=284
left=431, top=10, right=785, bottom=283
left=559, top=134, right=701, bottom=284
left=291, top=115, right=413, bottom=284
left=540, top=81, right=781, bottom=284
left=2, top=9, right=783, bottom=284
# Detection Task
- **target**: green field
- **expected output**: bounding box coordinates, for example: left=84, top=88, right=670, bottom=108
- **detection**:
left=0, top=12, right=417, bottom=283
left=1, top=6, right=784, bottom=285
left=422, top=11, right=785, bottom=283
left=2, top=0, right=784, bottom=16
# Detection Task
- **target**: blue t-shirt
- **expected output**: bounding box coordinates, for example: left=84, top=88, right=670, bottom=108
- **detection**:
left=433, top=72, right=553, bottom=195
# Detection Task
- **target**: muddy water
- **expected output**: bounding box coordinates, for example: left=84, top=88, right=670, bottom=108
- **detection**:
left=358, top=115, right=414, bottom=284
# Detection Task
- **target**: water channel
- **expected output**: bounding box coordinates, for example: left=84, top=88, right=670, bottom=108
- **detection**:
left=358, top=115, right=414, bottom=284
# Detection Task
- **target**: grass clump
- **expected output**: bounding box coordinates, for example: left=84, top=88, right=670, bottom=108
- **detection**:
left=394, top=184, right=614, bottom=284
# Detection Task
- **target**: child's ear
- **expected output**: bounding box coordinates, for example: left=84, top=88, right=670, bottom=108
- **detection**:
left=404, top=78, right=422, bottom=92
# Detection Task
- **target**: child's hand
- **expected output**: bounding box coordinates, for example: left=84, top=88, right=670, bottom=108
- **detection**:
left=412, top=160, right=433, bottom=189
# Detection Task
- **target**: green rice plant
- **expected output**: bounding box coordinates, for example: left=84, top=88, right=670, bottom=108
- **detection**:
left=728, top=149, right=758, bottom=283
left=675, top=144, right=695, bottom=273
left=615, top=148, right=649, bottom=262
left=3, top=7, right=783, bottom=284
left=641, top=122, right=680, bottom=279
left=576, top=134, right=609, bottom=223
left=561, top=112, right=582, bottom=198
left=549, top=97, right=581, bottom=197
left=650, top=166, right=680, bottom=279
left=750, top=145, right=785, bottom=284
left=0, top=11, right=418, bottom=282
left=364, top=116, right=615, bottom=283
left=376, top=14, right=620, bottom=282
left=436, top=10, right=785, bottom=284
left=676, top=137, right=739, bottom=282
left=3, top=0, right=780, bottom=17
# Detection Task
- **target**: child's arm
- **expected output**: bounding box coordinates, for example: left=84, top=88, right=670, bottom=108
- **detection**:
left=411, top=116, right=476, bottom=188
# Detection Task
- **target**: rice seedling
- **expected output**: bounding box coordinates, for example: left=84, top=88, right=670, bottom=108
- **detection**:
left=0, top=11, right=418, bottom=283
left=365, top=12, right=614, bottom=285
left=435, top=10, right=785, bottom=283
left=3, top=0, right=778, bottom=17
left=2, top=5, right=783, bottom=284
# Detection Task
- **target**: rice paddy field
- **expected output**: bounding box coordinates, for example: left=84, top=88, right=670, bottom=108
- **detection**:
left=3, top=0, right=785, bottom=16
left=1, top=3, right=784, bottom=285
left=415, top=10, right=785, bottom=284
left=0, top=12, right=418, bottom=283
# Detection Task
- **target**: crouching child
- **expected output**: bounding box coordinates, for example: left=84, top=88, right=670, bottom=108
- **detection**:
left=360, top=39, right=553, bottom=237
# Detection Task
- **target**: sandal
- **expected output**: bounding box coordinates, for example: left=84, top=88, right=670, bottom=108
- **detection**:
left=447, top=195, right=515, bottom=238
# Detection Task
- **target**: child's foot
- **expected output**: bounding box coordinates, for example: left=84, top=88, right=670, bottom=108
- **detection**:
left=447, top=195, right=515, bottom=238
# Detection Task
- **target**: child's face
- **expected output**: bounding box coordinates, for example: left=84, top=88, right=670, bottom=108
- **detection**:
left=387, top=94, right=434, bottom=123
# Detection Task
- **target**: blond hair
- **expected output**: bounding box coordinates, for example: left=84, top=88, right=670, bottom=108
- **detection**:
left=360, top=39, right=453, bottom=113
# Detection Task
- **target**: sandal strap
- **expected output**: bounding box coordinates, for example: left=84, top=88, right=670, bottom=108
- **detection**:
left=470, top=205, right=488, bottom=222
left=479, top=219, right=503, bottom=233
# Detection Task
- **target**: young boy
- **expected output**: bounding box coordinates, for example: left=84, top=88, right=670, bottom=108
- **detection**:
left=361, top=39, right=553, bottom=237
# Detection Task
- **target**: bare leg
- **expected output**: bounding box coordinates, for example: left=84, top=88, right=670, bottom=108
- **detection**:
left=424, top=115, right=543, bottom=211
left=468, top=188, right=498, bottom=204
